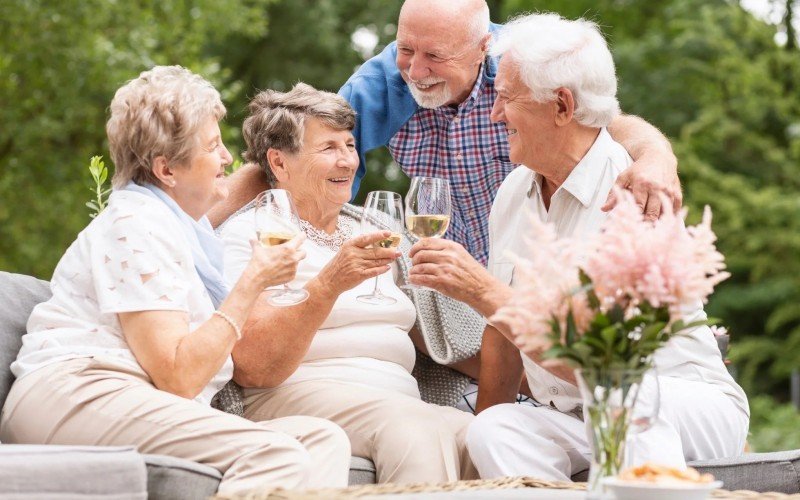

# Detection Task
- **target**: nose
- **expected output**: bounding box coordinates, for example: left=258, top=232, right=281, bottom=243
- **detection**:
left=407, top=54, right=430, bottom=82
left=336, top=145, right=357, bottom=168
left=490, top=98, right=505, bottom=124
left=221, top=143, right=234, bottom=166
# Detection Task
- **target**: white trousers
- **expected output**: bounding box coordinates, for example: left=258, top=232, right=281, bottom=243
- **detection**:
left=466, top=376, right=749, bottom=481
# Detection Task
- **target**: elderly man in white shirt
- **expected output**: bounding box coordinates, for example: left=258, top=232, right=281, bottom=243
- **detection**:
left=408, top=13, right=749, bottom=481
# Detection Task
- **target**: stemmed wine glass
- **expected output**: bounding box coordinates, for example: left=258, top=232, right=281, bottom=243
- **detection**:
left=357, top=191, right=404, bottom=305
left=402, top=176, right=452, bottom=290
left=253, top=189, right=309, bottom=307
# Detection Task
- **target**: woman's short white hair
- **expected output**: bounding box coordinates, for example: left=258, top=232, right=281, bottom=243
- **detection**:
left=107, top=65, right=225, bottom=189
left=490, top=13, right=620, bottom=127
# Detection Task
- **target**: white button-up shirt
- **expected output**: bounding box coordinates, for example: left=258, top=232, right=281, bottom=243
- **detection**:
left=487, top=128, right=748, bottom=418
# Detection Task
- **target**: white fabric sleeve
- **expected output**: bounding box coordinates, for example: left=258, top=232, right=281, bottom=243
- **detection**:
left=93, top=210, right=192, bottom=314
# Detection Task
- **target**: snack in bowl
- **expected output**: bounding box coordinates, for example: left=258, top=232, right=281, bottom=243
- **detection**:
left=603, top=463, right=723, bottom=500
left=618, top=462, right=716, bottom=485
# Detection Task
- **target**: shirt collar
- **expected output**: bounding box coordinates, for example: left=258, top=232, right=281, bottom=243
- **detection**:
left=436, top=60, right=488, bottom=117
left=528, top=128, right=613, bottom=208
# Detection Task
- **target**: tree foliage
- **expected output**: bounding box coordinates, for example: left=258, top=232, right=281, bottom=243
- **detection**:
left=0, top=0, right=273, bottom=277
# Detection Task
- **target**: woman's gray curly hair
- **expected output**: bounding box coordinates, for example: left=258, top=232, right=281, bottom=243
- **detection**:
left=242, top=82, right=356, bottom=186
left=107, top=65, right=225, bottom=189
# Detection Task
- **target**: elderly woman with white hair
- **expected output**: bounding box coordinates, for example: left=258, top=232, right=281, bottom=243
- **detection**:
left=408, top=14, right=748, bottom=480
left=0, top=66, right=351, bottom=494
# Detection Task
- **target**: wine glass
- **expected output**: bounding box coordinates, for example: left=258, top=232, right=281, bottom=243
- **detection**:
left=357, top=191, right=404, bottom=305
left=402, top=176, right=452, bottom=290
left=253, top=189, right=309, bottom=307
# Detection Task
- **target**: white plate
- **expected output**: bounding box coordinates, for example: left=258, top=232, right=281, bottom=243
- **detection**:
left=602, top=478, right=724, bottom=500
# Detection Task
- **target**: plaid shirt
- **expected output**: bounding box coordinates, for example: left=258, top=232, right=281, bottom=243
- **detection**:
left=388, top=65, right=515, bottom=265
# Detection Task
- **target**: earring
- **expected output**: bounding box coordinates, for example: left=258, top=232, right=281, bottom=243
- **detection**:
left=168, top=181, right=176, bottom=187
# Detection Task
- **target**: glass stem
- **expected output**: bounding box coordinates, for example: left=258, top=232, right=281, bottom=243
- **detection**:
left=372, top=276, right=381, bottom=297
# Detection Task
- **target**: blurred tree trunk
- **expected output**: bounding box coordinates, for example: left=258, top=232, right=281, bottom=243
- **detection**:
left=786, top=0, right=796, bottom=50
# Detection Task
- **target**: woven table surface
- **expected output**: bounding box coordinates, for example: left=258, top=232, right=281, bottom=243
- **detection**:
left=214, top=476, right=800, bottom=499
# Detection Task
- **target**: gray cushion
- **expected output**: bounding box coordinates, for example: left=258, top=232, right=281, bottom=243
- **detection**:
left=349, top=456, right=377, bottom=485
left=0, top=444, right=147, bottom=499
left=690, top=451, right=800, bottom=493
left=0, top=271, right=51, bottom=410
left=144, top=454, right=221, bottom=499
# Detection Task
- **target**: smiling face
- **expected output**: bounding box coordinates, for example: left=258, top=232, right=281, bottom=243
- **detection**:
left=170, top=117, right=233, bottom=219
left=395, top=2, right=488, bottom=108
left=491, top=56, right=559, bottom=167
left=271, top=117, right=358, bottom=214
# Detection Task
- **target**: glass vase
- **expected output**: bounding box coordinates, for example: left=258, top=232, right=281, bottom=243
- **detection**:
left=576, top=367, right=649, bottom=499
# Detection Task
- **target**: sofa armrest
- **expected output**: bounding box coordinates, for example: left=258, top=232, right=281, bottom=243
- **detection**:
left=0, top=444, right=147, bottom=499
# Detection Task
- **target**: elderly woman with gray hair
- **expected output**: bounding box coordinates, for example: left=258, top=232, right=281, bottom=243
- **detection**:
left=0, top=66, right=351, bottom=494
left=219, top=82, right=477, bottom=485
left=409, top=14, right=748, bottom=481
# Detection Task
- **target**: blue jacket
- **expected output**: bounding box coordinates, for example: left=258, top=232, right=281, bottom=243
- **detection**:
left=338, top=23, right=503, bottom=199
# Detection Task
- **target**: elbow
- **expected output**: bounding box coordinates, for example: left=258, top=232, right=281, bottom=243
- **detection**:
left=232, top=364, right=294, bottom=389
left=151, top=377, right=205, bottom=400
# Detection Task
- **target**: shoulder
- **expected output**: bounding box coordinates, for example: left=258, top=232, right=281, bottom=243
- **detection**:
left=93, top=191, right=190, bottom=257
left=601, top=128, right=633, bottom=173
left=339, top=42, right=404, bottom=97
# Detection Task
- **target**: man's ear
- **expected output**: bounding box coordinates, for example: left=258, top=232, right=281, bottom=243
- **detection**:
left=554, top=87, right=575, bottom=126
left=266, top=148, right=290, bottom=183
left=479, top=33, right=492, bottom=55
left=151, top=156, right=176, bottom=187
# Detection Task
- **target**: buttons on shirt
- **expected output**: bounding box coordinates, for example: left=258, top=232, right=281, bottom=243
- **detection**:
left=549, top=386, right=559, bottom=395
left=456, top=153, right=463, bottom=161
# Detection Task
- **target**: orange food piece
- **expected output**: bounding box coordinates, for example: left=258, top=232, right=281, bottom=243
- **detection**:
left=618, top=462, right=715, bottom=484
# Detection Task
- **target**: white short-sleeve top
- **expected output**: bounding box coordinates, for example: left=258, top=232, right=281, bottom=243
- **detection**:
left=220, top=208, right=420, bottom=398
left=12, top=190, right=233, bottom=405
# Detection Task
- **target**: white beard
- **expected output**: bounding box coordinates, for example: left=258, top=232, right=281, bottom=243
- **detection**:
left=405, top=78, right=452, bottom=109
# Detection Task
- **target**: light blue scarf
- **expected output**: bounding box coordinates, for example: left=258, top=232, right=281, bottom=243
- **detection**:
left=122, top=182, right=229, bottom=308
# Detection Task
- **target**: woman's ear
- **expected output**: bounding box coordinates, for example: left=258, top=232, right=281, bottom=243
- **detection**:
left=151, top=156, right=176, bottom=188
left=267, top=148, right=290, bottom=183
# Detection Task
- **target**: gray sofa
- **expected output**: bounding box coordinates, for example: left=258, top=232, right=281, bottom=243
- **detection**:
left=1, top=271, right=799, bottom=498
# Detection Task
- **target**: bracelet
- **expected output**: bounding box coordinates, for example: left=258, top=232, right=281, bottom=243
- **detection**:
left=213, top=310, right=242, bottom=341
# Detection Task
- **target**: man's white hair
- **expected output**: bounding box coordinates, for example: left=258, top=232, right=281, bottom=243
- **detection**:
left=490, top=13, right=620, bottom=127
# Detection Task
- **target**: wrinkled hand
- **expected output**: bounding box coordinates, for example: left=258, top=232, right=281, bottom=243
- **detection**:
left=602, top=154, right=682, bottom=220
left=318, top=231, right=402, bottom=295
left=408, top=238, right=495, bottom=307
left=246, top=234, right=307, bottom=289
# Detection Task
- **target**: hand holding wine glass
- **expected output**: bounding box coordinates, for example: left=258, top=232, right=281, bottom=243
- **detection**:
left=403, top=176, right=452, bottom=290
left=254, top=189, right=310, bottom=307
left=357, top=191, right=404, bottom=305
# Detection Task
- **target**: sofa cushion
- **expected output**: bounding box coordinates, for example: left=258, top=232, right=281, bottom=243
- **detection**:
left=349, top=456, right=377, bottom=485
left=0, top=272, right=51, bottom=411
left=0, top=444, right=147, bottom=499
left=691, top=451, right=800, bottom=494
left=144, top=454, right=221, bottom=499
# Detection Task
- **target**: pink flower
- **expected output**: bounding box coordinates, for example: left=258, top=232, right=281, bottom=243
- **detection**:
left=491, top=188, right=729, bottom=354
left=585, top=189, right=729, bottom=320
left=490, top=213, right=592, bottom=354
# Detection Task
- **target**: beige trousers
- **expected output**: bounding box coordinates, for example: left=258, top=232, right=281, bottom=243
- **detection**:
left=244, top=380, right=477, bottom=485
left=0, top=357, right=350, bottom=494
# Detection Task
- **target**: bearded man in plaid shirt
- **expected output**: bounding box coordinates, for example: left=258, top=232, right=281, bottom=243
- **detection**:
left=215, top=0, right=681, bottom=266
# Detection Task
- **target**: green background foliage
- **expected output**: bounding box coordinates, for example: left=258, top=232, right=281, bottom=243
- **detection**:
left=1, top=0, right=799, bottom=450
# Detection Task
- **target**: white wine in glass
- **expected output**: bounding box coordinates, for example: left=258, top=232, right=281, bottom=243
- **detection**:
left=253, top=189, right=309, bottom=307
left=357, top=191, right=404, bottom=306
left=403, top=177, right=452, bottom=290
